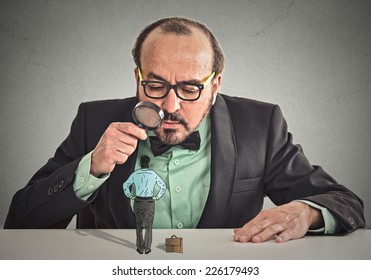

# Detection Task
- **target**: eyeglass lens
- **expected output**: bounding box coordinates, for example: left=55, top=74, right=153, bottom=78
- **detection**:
left=144, top=82, right=200, bottom=100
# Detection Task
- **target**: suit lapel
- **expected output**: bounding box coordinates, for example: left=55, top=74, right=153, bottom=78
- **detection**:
left=197, top=94, right=237, bottom=227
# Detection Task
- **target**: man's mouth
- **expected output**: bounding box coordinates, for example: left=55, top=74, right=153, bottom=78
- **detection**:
left=162, top=120, right=181, bottom=129
left=161, top=111, right=188, bottom=130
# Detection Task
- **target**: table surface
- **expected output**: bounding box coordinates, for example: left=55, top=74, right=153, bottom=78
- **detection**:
left=0, top=229, right=370, bottom=260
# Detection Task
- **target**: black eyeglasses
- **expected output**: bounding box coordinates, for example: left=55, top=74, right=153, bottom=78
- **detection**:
left=138, top=68, right=215, bottom=101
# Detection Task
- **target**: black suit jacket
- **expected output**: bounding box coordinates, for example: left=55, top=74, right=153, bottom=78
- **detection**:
left=4, top=94, right=365, bottom=232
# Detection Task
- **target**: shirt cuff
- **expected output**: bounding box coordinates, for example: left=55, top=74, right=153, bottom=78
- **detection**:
left=73, top=151, right=110, bottom=201
left=297, top=200, right=338, bottom=234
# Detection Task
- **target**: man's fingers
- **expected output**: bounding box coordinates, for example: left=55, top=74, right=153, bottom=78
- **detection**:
left=116, top=133, right=139, bottom=153
left=233, top=228, right=243, bottom=235
left=111, top=149, right=130, bottom=165
left=90, top=122, right=147, bottom=177
left=234, top=222, right=286, bottom=243
left=101, top=135, right=140, bottom=165
left=250, top=223, right=286, bottom=243
left=113, top=122, right=147, bottom=140
left=234, top=213, right=272, bottom=242
left=275, top=229, right=296, bottom=243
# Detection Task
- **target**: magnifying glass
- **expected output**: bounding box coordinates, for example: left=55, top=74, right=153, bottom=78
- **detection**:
left=132, top=101, right=164, bottom=130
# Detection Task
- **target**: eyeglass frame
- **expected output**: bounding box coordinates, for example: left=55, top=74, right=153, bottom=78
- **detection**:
left=138, top=68, right=216, bottom=101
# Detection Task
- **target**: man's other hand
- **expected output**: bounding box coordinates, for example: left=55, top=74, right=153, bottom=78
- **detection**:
left=233, top=201, right=324, bottom=243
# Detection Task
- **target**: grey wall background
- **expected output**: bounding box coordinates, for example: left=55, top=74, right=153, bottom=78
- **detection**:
left=1, top=0, right=370, bottom=229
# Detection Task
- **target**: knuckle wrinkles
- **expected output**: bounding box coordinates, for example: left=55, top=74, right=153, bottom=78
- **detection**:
left=125, top=124, right=134, bottom=134
left=105, top=129, right=116, bottom=138
left=279, top=211, right=288, bottom=219
left=251, top=223, right=265, bottom=234
left=269, top=225, right=278, bottom=232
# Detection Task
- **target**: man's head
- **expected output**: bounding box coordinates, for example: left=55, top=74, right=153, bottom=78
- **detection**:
left=140, top=155, right=150, bottom=169
left=132, top=17, right=225, bottom=77
left=132, top=17, right=224, bottom=145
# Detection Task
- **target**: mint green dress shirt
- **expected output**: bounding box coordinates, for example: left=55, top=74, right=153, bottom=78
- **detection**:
left=73, top=114, right=337, bottom=233
left=132, top=115, right=211, bottom=229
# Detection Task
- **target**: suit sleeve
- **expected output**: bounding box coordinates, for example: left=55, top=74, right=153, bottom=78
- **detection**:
left=4, top=103, right=92, bottom=229
left=264, top=105, right=365, bottom=234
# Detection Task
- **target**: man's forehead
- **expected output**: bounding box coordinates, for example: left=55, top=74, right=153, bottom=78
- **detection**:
left=140, top=27, right=213, bottom=72
left=141, top=27, right=212, bottom=56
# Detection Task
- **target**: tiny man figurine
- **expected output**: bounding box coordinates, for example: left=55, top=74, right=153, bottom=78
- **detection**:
left=123, top=155, right=166, bottom=254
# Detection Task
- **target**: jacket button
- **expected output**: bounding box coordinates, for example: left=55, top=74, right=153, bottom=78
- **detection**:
left=47, top=188, right=53, bottom=196
left=53, top=185, right=59, bottom=192
left=58, top=180, right=64, bottom=188
left=347, top=216, right=354, bottom=225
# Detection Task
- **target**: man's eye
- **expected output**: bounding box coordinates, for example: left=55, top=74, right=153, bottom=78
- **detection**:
left=148, top=84, right=165, bottom=91
left=178, top=85, right=197, bottom=94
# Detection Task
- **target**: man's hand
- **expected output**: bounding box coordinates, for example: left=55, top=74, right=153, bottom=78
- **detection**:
left=233, top=201, right=324, bottom=243
left=90, top=122, right=147, bottom=177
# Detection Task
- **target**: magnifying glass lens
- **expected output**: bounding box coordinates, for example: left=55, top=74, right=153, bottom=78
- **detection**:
left=132, top=101, right=164, bottom=130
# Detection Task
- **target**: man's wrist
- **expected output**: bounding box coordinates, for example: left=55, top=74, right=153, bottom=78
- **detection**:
left=297, top=199, right=338, bottom=234
left=308, top=205, right=324, bottom=230
left=90, top=152, right=103, bottom=178
left=74, top=151, right=110, bottom=200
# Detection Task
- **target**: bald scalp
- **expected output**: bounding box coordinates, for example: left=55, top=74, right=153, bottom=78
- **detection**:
left=140, top=29, right=214, bottom=83
left=132, top=17, right=225, bottom=75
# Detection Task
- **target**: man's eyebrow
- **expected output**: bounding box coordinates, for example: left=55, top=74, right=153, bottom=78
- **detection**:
left=147, top=71, right=202, bottom=84
left=147, top=72, right=167, bottom=81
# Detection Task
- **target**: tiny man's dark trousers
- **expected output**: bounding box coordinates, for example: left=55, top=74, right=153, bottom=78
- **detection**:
left=133, top=197, right=155, bottom=253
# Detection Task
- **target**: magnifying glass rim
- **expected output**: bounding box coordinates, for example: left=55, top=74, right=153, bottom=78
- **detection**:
left=132, top=101, right=164, bottom=130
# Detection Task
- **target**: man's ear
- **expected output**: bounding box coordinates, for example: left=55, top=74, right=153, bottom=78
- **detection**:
left=134, top=67, right=139, bottom=83
left=212, top=74, right=222, bottom=105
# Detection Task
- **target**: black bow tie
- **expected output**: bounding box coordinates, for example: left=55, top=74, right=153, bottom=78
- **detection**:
left=149, top=131, right=201, bottom=156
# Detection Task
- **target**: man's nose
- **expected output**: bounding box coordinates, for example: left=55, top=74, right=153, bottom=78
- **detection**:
left=161, top=89, right=181, bottom=113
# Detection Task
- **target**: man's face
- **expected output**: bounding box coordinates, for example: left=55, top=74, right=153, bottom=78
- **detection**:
left=136, top=27, right=221, bottom=145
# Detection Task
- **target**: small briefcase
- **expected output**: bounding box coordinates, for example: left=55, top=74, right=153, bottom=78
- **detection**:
left=165, top=235, right=183, bottom=253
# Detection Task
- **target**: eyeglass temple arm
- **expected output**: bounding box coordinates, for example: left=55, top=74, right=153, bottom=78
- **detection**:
left=138, top=67, right=143, bottom=81
left=203, top=71, right=216, bottom=86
